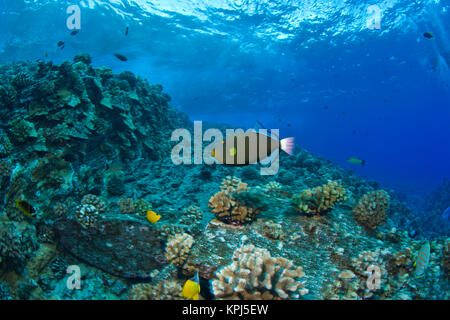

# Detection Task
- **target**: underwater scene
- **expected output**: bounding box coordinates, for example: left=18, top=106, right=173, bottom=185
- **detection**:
left=0, top=0, right=449, bottom=302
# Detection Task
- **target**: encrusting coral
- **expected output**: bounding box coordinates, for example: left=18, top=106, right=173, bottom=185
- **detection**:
left=208, top=176, right=262, bottom=225
left=353, top=190, right=390, bottom=230
left=211, top=244, right=308, bottom=300
left=165, top=233, right=194, bottom=268
left=292, top=180, right=347, bottom=215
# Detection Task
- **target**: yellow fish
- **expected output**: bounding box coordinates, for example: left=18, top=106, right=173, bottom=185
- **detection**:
left=14, top=199, right=37, bottom=218
left=146, top=210, right=161, bottom=224
left=181, top=271, right=200, bottom=300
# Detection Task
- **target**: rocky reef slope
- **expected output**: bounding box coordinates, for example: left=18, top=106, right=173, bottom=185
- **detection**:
left=0, top=56, right=448, bottom=300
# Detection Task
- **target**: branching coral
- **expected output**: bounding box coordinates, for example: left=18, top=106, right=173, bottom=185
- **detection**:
left=179, top=205, right=203, bottom=235
left=208, top=176, right=262, bottom=225
left=117, top=198, right=136, bottom=214
left=292, top=180, right=347, bottom=215
left=353, top=190, right=390, bottom=230
left=53, top=202, right=68, bottom=217
left=75, top=204, right=99, bottom=229
left=81, top=194, right=106, bottom=213
left=165, top=233, right=194, bottom=268
left=324, top=270, right=360, bottom=300
left=211, top=244, right=308, bottom=300
left=128, top=280, right=183, bottom=300
left=134, top=199, right=151, bottom=217
left=350, top=249, right=388, bottom=299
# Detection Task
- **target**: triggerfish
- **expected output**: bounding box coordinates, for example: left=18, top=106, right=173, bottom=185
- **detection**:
left=347, top=157, right=365, bottom=165
left=146, top=210, right=161, bottom=224
left=413, top=242, right=431, bottom=278
left=210, top=131, right=295, bottom=166
left=14, top=199, right=37, bottom=218
left=181, top=271, right=201, bottom=300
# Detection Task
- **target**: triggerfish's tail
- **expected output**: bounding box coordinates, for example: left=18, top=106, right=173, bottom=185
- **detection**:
left=280, top=137, right=295, bottom=155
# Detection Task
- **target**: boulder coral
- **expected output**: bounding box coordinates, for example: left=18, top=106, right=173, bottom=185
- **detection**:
left=211, top=244, right=308, bottom=300
left=292, top=180, right=347, bottom=215
left=353, top=190, right=390, bottom=230
left=208, top=176, right=262, bottom=225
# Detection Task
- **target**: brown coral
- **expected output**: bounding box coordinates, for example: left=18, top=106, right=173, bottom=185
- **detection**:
left=165, top=233, right=194, bottom=268
left=208, top=176, right=261, bottom=225
left=211, top=244, right=308, bottom=300
left=353, top=190, right=390, bottom=230
left=292, top=180, right=347, bottom=215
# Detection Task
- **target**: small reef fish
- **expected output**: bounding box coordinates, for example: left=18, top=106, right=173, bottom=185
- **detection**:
left=125, top=26, right=129, bottom=36
left=114, top=53, right=128, bottom=61
left=423, top=32, right=434, bottom=39
left=413, top=242, right=430, bottom=278
left=347, top=157, right=365, bottom=165
left=57, top=41, right=65, bottom=49
left=14, top=199, right=37, bottom=218
left=181, top=271, right=201, bottom=300
left=210, top=131, right=294, bottom=166
left=442, top=207, right=450, bottom=220
left=70, top=30, right=79, bottom=36
left=146, top=210, right=161, bottom=224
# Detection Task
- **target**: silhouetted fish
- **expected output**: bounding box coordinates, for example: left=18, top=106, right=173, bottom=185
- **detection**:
left=71, top=30, right=79, bottom=36
left=423, top=32, right=434, bottom=39
left=125, top=26, right=129, bottom=36
left=57, top=41, right=65, bottom=49
left=114, top=53, right=128, bottom=61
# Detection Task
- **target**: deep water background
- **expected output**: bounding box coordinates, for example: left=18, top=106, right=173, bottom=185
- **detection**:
left=0, top=0, right=449, bottom=198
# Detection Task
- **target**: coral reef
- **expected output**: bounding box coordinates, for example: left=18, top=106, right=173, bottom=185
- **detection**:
left=128, top=280, right=183, bottom=300
left=81, top=194, right=106, bottom=213
left=0, top=220, right=38, bottom=267
left=211, top=244, right=308, bottom=300
left=208, top=176, right=262, bottom=225
left=165, top=233, right=194, bottom=268
left=292, top=180, right=347, bottom=215
left=75, top=204, right=99, bottom=229
left=353, top=190, right=390, bottom=230
left=0, top=57, right=448, bottom=301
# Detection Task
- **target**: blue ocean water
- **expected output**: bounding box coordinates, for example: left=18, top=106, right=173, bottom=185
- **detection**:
left=3, top=0, right=448, bottom=194
left=0, top=0, right=449, bottom=301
